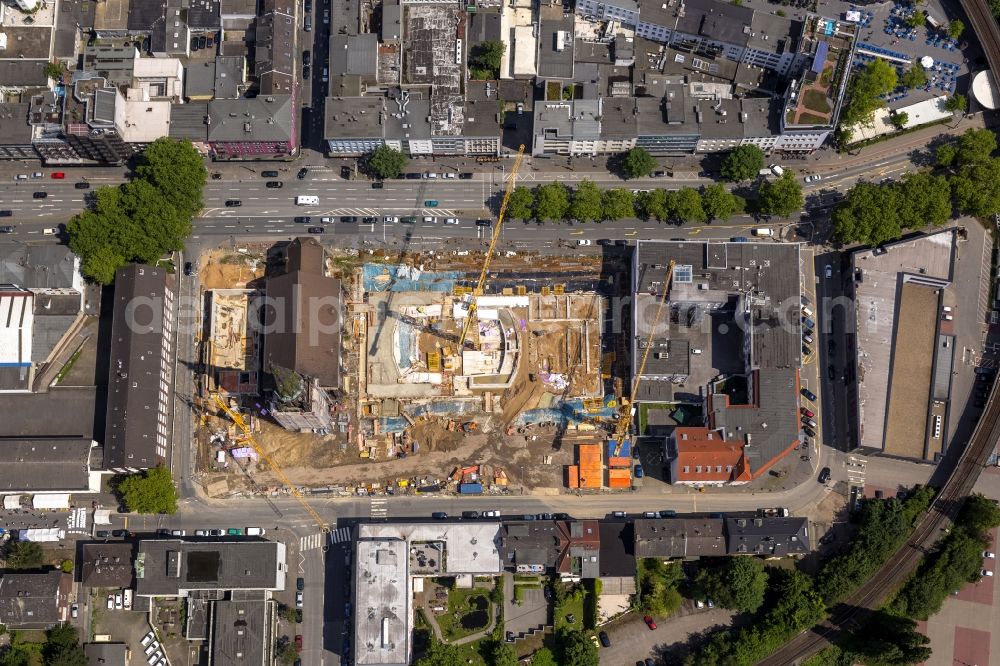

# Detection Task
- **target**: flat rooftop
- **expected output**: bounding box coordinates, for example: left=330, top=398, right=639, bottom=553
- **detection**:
left=852, top=230, right=955, bottom=454
left=135, top=540, right=285, bottom=597
left=883, top=283, right=939, bottom=459
left=353, top=538, right=409, bottom=666
left=356, top=522, right=502, bottom=574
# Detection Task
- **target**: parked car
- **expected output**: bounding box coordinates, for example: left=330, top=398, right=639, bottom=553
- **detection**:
left=371, top=181, right=384, bottom=189
left=803, top=425, right=816, bottom=438
left=339, top=216, right=357, bottom=223
left=0, top=225, right=14, bottom=234
left=295, top=635, right=303, bottom=652
left=462, top=511, right=480, bottom=519
left=983, top=569, right=994, bottom=577
left=644, top=615, right=657, bottom=630
left=598, top=631, right=611, bottom=647
left=209, top=529, right=223, bottom=536
left=432, top=512, right=448, bottom=519
left=114, top=593, right=123, bottom=609
left=171, top=530, right=185, bottom=536
left=106, top=595, right=114, bottom=609
left=818, top=467, right=831, bottom=484
left=226, top=528, right=243, bottom=535
left=184, top=262, right=194, bottom=276
left=383, top=216, right=399, bottom=224
left=825, top=265, right=832, bottom=278
left=261, top=170, right=279, bottom=178
left=195, top=529, right=208, bottom=536
left=307, top=226, right=325, bottom=234
left=302, top=51, right=311, bottom=66
left=801, top=388, right=817, bottom=402
left=295, top=591, right=303, bottom=608
left=801, top=408, right=815, bottom=418
left=459, top=172, right=473, bottom=179
left=984, top=551, right=996, bottom=559
left=50, top=172, right=65, bottom=179
left=634, top=464, right=644, bottom=478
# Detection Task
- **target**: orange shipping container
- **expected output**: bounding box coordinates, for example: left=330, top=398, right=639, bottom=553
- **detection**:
left=566, top=465, right=580, bottom=488
left=608, top=457, right=631, bottom=468
left=608, top=468, right=632, bottom=488
left=578, top=444, right=603, bottom=489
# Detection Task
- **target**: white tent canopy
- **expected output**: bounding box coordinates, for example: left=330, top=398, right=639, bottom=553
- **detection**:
left=31, top=494, right=71, bottom=510
left=93, top=509, right=112, bottom=525
left=3, top=496, right=21, bottom=510
left=18, top=528, right=65, bottom=542
left=920, top=56, right=935, bottom=68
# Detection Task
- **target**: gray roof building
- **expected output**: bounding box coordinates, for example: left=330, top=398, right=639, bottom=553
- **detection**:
left=0, top=571, right=69, bottom=628
left=329, top=34, right=378, bottom=79
left=324, top=96, right=383, bottom=139
left=185, top=61, right=217, bottom=99
left=537, top=15, right=576, bottom=80
left=81, top=543, right=135, bottom=589
left=633, top=518, right=726, bottom=558
left=726, top=515, right=810, bottom=556
left=209, top=599, right=275, bottom=666
left=0, top=245, right=81, bottom=290
left=0, top=103, right=34, bottom=159
left=170, top=101, right=210, bottom=140
left=206, top=96, right=294, bottom=143
left=0, top=61, right=49, bottom=87
left=135, top=540, right=286, bottom=597
left=104, top=264, right=175, bottom=471
left=215, top=56, right=246, bottom=98
left=0, top=438, right=95, bottom=492
left=500, top=520, right=601, bottom=578
left=85, top=643, right=127, bottom=666
left=262, top=238, right=342, bottom=389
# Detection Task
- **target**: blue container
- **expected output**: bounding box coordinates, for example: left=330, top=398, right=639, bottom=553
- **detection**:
left=459, top=483, right=484, bottom=495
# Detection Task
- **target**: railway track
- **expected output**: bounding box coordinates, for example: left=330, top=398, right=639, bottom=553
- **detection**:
left=758, top=374, right=1000, bottom=665
left=960, top=0, right=1000, bottom=94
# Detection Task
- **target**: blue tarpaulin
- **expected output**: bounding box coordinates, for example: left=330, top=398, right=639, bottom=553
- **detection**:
left=363, top=264, right=463, bottom=293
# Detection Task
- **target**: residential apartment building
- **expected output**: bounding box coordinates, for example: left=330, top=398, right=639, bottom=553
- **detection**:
left=104, top=264, right=175, bottom=472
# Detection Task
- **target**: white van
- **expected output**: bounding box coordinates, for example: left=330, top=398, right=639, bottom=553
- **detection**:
left=245, top=527, right=266, bottom=536
left=802, top=305, right=814, bottom=317
left=752, top=228, right=774, bottom=237
left=942, top=306, right=953, bottom=313
left=295, top=195, right=319, bottom=206
left=43, top=227, right=58, bottom=235
left=123, top=589, right=133, bottom=609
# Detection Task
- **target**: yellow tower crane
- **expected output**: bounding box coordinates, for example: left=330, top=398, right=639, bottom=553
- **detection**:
left=458, top=144, right=527, bottom=349
left=612, top=260, right=675, bottom=457
left=213, top=395, right=330, bottom=543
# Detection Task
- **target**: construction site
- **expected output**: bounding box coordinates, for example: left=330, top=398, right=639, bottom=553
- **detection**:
left=189, top=242, right=630, bottom=499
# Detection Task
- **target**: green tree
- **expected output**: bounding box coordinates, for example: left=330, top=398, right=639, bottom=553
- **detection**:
left=43, top=625, right=87, bottom=666
left=533, top=183, right=570, bottom=222
left=276, top=642, right=298, bottom=666
left=469, top=40, right=506, bottom=79
left=901, top=66, right=927, bottom=89
left=701, top=183, right=743, bottom=221
left=672, top=187, right=707, bottom=223
left=638, top=558, right=683, bottom=616
left=842, top=59, right=898, bottom=128
left=935, top=143, right=957, bottom=168
left=367, top=145, right=407, bottom=179
left=638, top=189, right=670, bottom=222
left=117, top=465, right=179, bottom=514
left=507, top=185, right=535, bottom=221
left=558, top=630, right=599, bottom=666
left=943, top=94, right=967, bottom=113
left=905, top=9, right=926, bottom=28
left=846, top=612, right=931, bottom=666
left=415, top=641, right=465, bottom=666
left=890, top=112, right=909, bottom=129
left=947, top=19, right=964, bottom=39
left=67, top=139, right=204, bottom=284
left=720, top=145, right=765, bottom=182
left=60, top=559, right=74, bottom=574
left=134, top=138, right=207, bottom=219
left=696, top=557, right=768, bottom=614
left=952, top=159, right=1000, bottom=217
left=6, top=542, right=43, bottom=570
left=958, top=493, right=1000, bottom=534
left=833, top=181, right=903, bottom=246
left=600, top=188, right=636, bottom=220
left=568, top=180, right=604, bottom=222
left=485, top=640, right=518, bottom=666
left=891, top=526, right=986, bottom=619
left=621, top=147, right=657, bottom=179
left=896, top=172, right=952, bottom=228
left=757, top=170, right=804, bottom=217
left=952, top=128, right=997, bottom=166
left=44, top=62, right=64, bottom=80
left=531, top=647, right=559, bottom=666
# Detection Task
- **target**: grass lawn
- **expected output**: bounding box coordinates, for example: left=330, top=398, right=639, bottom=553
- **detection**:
left=436, top=587, right=492, bottom=641
left=553, top=583, right=586, bottom=632
left=638, top=402, right=673, bottom=434
left=802, top=89, right=832, bottom=114
left=546, top=81, right=561, bottom=100
left=798, top=112, right=829, bottom=124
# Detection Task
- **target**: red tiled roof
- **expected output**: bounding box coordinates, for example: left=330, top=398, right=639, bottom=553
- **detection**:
left=672, top=427, right=751, bottom=482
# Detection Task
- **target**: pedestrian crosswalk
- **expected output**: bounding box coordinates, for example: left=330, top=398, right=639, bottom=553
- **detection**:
left=67, top=508, right=88, bottom=534
left=299, top=533, right=325, bottom=551
left=370, top=498, right=388, bottom=519
left=328, top=527, right=352, bottom=544
left=299, top=527, right=353, bottom=551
